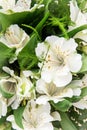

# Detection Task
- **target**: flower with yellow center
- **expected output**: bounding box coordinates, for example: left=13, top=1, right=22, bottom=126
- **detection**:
left=36, top=35, right=82, bottom=87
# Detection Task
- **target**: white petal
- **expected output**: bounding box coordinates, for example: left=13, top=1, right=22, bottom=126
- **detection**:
left=53, top=72, right=72, bottom=87
left=73, top=88, right=81, bottom=96
left=38, top=123, right=53, bottom=130
left=36, top=95, right=49, bottom=104
left=35, top=42, right=47, bottom=59
left=61, top=38, right=78, bottom=53
left=73, top=99, right=87, bottom=109
left=36, top=79, right=47, bottom=94
left=67, top=53, right=82, bottom=72
left=51, top=111, right=61, bottom=121
left=41, top=70, right=53, bottom=83
left=45, top=35, right=64, bottom=48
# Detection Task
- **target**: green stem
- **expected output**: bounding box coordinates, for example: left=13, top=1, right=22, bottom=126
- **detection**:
left=35, top=0, right=52, bottom=33
left=58, top=20, right=69, bottom=39
left=59, top=112, right=77, bottom=130
left=35, top=11, right=49, bottom=33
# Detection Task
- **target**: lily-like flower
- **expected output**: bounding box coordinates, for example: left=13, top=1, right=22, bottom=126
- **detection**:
left=7, top=100, right=61, bottom=130
left=0, top=0, right=16, bottom=13
left=69, top=0, right=87, bottom=30
left=0, top=93, right=7, bottom=118
left=36, top=79, right=82, bottom=105
left=73, top=97, right=87, bottom=110
left=0, top=24, right=29, bottom=58
left=36, top=79, right=73, bottom=104
left=36, top=35, right=82, bottom=87
left=0, top=0, right=43, bottom=14
left=3, top=67, right=35, bottom=109
left=69, top=0, right=87, bottom=42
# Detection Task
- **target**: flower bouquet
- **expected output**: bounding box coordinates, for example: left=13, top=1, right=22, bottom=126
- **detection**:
left=0, top=0, right=87, bottom=130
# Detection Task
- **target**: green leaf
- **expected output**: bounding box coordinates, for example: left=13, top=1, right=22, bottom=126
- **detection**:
left=0, top=42, right=15, bottom=70
left=80, top=87, right=87, bottom=98
left=0, top=7, right=44, bottom=32
left=0, top=117, right=6, bottom=125
left=60, top=112, right=77, bottom=130
left=14, top=106, right=25, bottom=129
left=48, top=0, right=70, bottom=19
left=18, top=34, right=38, bottom=70
left=51, top=99, right=72, bottom=112
left=68, top=24, right=87, bottom=38
left=79, top=53, right=87, bottom=73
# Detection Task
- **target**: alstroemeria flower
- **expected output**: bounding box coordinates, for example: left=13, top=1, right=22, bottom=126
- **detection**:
left=3, top=67, right=35, bottom=109
left=69, top=0, right=87, bottom=30
left=36, top=35, right=82, bottom=87
left=0, top=0, right=15, bottom=13
left=0, top=0, right=31, bottom=13
left=73, top=97, right=87, bottom=110
left=0, top=94, right=7, bottom=118
left=36, top=79, right=73, bottom=104
left=0, top=24, right=29, bottom=56
left=69, top=0, right=87, bottom=42
left=7, top=100, right=61, bottom=130
left=0, top=0, right=43, bottom=14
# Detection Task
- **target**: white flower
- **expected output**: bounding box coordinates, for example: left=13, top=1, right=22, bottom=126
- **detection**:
left=36, top=79, right=73, bottom=104
left=14, top=0, right=32, bottom=12
left=7, top=100, right=61, bottom=130
left=0, top=24, right=29, bottom=57
left=69, top=0, right=87, bottom=30
left=3, top=67, right=35, bottom=109
left=0, top=0, right=44, bottom=14
left=36, top=35, right=82, bottom=87
left=0, top=0, right=16, bottom=13
left=73, top=99, right=87, bottom=109
left=69, top=0, right=87, bottom=42
left=0, top=94, right=7, bottom=118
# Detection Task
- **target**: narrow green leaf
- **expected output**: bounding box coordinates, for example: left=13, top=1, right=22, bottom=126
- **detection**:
left=14, top=106, right=25, bottom=129
left=51, top=99, right=72, bottom=112
left=60, top=112, right=77, bottom=130
left=68, top=24, right=87, bottom=38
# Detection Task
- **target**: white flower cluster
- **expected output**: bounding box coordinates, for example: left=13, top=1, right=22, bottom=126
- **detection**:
left=0, top=0, right=42, bottom=14
left=0, top=0, right=87, bottom=130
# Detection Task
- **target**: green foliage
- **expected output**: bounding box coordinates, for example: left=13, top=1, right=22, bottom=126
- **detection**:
left=51, top=99, right=72, bottom=112
left=18, top=34, right=38, bottom=70
left=60, top=112, right=77, bottom=130
left=79, top=53, right=87, bottom=73
left=0, top=7, right=44, bottom=32
left=14, top=106, right=25, bottom=129
left=77, top=0, right=87, bottom=11
left=48, top=0, right=70, bottom=25
left=0, top=42, right=15, bottom=71
left=69, top=107, right=87, bottom=130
